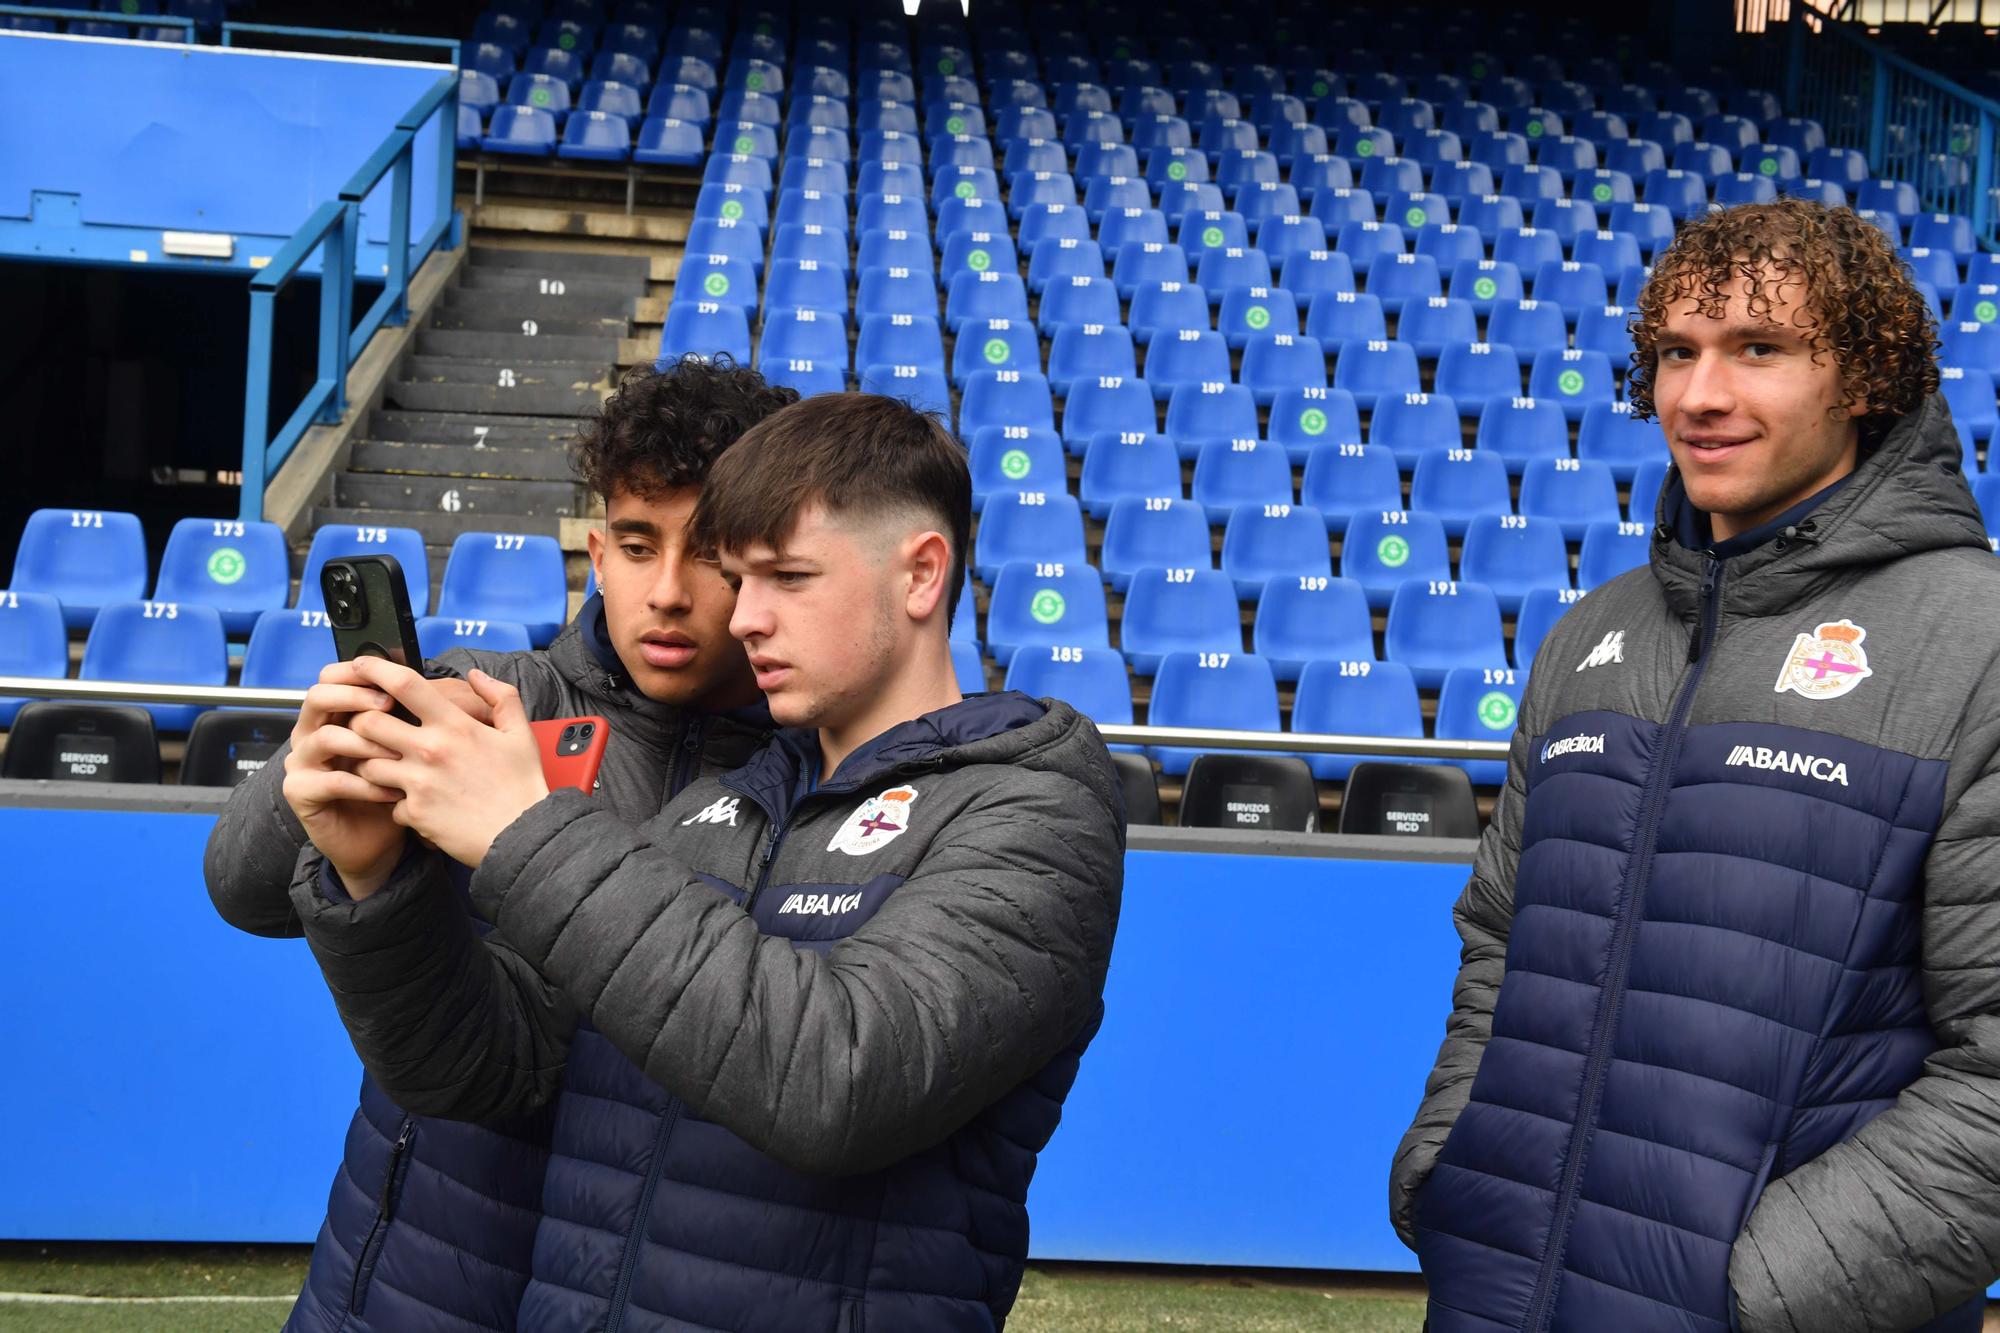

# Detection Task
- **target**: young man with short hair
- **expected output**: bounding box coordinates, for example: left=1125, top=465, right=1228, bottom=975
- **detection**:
left=1393, top=200, right=2000, bottom=1331
left=282, top=392, right=1125, bottom=1332
left=206, top=356, right=795, bottom=1332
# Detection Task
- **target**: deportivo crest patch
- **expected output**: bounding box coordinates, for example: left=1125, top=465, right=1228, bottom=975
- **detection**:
left=826, top=786, right=920, bottom=856
left=1774, top=618, right=1873, bottom=701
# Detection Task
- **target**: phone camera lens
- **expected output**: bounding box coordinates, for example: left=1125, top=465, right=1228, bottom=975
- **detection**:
left=577, top=723, right=593, bottom=738
left=561, top=725, right=577, bottom=739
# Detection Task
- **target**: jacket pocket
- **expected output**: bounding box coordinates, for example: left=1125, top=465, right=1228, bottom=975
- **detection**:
left=347, top=1115, right=417, bottom=1319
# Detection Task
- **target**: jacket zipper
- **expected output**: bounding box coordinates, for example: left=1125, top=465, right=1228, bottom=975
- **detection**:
left=602, top=1100, right=685, bottom=1333
left=347, top=1114, right=416, bottom=1318
left=1520, top=556, right=1725, bottom=1333
left=670, top=715, right=706, bottom=799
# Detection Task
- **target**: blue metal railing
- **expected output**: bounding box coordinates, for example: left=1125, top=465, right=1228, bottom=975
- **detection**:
left=0, top=4, right=192, bottom=40
left=239, top=71, right=459, bottom=520
left=1777, top=11, right=2000, bottom=249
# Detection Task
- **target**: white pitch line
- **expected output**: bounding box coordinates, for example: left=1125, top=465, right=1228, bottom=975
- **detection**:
left=0, top=1292, right=296, bottom=1305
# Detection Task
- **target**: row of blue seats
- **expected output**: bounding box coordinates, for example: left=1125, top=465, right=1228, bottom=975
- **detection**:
left=6, top=512, right=570, bottom=642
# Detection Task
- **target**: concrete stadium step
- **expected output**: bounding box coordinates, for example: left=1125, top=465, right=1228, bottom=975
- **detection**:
left=440, top=287, right=636, bottom=324
left=457, top=268, right=651, bottom=303
left=415, top=327, right=620, bottom=362
left=385, top=378, right=604, bottom=416
left=332, top=471, right=583, bottom=518
left=429, top=303, right=626, bottom=337
left=467, top=247, right=653, bottom=280
left=311, top=505, right=564, bottom=543
left=348, top=439, right=578, bottom=483
left=402, top=354, right=606, bottom=386
left=367, top=409, right=581, bottom=448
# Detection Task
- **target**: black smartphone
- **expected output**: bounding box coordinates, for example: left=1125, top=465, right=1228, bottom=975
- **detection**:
left=320, top=555, right=425, bottom=720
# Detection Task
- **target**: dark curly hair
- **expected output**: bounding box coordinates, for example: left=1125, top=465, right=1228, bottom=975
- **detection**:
left=570, top=355, right=799, bottom=500
left=1628, top=199, right=1939, bottom=427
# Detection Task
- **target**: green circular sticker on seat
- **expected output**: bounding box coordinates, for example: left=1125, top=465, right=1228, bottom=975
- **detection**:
left=1377, top=534, right=1409, bottom=567
left=530, top=87, right=551, bottom=106
left=703, top=272, right=730, bottom=297
left=1477, top=691, right=1517, bottom=730
left=756, top=21, right=772, bottom=35
left=1759, top=156, right=1778, bottom=176
left=1558, top=368, right=1586, bottom=395
left=1953, top=133, right=1971, bottom=153
left=206, top=547, right=245, bottom=586
left=947, top=116, right=966, bottom=135
left=1299, top=408, right=1328, bottom=436
left=746, top=73, right=765, bottom=91
left=1978, top=300, right=1998, bottom=323
left=121, top=0, right=139, bottom=10
left=720, top=199, right=744, bottom=220
left=955, top=180, right=976, bottom=199
left=1405, top=206, right=1427, bottom=228
left=1470, top=62, right=1487, bottom=78
left=1356, top=138, right=1376, bottom=157
left=558, top=32, right=575, bottom=49
left=1030, top=589, right=1066, bottom=624
left=1244, top=304, right=1270, bottom=330
left=734, top=135, right=754, bottom=154
left=1474, top=276, right=1498, bottom=300
left=983, top=337, right=1011, bottom=364
left=1168, top=160, right=1188, bottom=181
left=1526, top=121, right=1545, bottom=138
left=1592, top=183, right=1613, bottom=203
left=939, top=57, right=956, bottom=75
left=1001, top=449, right=1033, bottom=480
left=967, top=248, right=992, bottom=272
left=1114, top=45, right=1130, bottom=59
left=1201, top=226, right=1224, bottom=248
left=1312, top=79, right=1330, bottom=97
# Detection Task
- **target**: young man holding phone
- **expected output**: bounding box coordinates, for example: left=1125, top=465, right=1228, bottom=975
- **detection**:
left=279, top=392, right=1125, bottom=1332
left=205, top=356, right=795, bottom=1332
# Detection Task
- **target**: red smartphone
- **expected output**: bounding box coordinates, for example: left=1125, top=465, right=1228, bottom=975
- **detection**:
left=531, top=716, right=609, bottom=793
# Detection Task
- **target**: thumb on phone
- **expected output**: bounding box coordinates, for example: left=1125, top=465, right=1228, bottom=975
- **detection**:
left=468, top=668, right=530, bottom=734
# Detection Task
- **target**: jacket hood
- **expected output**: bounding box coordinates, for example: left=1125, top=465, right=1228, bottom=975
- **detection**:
left=1650, top=392, right=1989, bottom=621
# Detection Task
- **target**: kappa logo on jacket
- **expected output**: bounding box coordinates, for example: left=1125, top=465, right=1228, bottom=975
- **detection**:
left=827, top=786, right=920, bottom=856
left=681, top=796, right=740, bottom=827
left=1575, top=630, right=1625, bottom=672
left=1775, top=618, right=1873, bottom=701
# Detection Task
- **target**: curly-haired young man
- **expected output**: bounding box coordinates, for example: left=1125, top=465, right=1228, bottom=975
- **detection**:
left=205, top=355, right=796, bottom=1332
left=1392, top=199, right=2000, bottom=1332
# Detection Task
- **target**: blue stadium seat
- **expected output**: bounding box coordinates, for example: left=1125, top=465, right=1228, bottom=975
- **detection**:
left=950, top=575, right=977, bottom=647
left=1369, top=390, right=1464, bottom=468
left=985, top=560, right=1111, bottom=667
left=773, top=187, right=849, bottom=236
left=1143, top=329, right=1232, bottom=401
left=678, top=252, right=756, bottom=313
left=1062, top=375, right=1158, bottom=453
left=855, top=314, right=943, bottom=381
left=1575, top=301, right=1637, bottom=367
left=1359, top=156, right=1426, bottom=200
left=1194, top=245, right=1273, bottom=299
left=1365, top=252, right=1443, bottom=317
left=1334, top=339, right=1422, bottom=411
left=1120, top=569, right=1242, bottom=676
left=1493, top=226, right=1564, bottom=276
left=1642, top=167, right=1709, bottom=221
left=152, top=518, right=288, bottom=637
left=1943, top=320, right=2000, bottom=377
left=769, top=222, right=849, bottom=275
left=762, top=357, right=844, bottom=398
left=1101, top=210, right=1174, bottom=266
left=296, top=525, right=430, bottom=616
left=1459, top=513, right=1571, bottom=613
left=1300, top=441, right=1400, bottom=531
left=1473, top=396, right=1569, bottom=475
left=968, top=427, right=1067, bottom=510
left=1433, top=341, right=1523, bottom=418
left=1385, top=580, right=1507, bottom=688
left=435, top=532, right=569, bottom=646
left=1482, top=299, right=1564, bottom=368
left=1397, top=295, right=1479, bottom=360
left=1146, top=651, right=1282, bottom=775
left=481, top=104, right=559, bottom=155
left=764, top=255, right=850, bottom=320
left=951, top=639, right=987, bottom=694
left=759, top=307, right=848, bottom=371
left=1076, top=143, right=1142, bottom=181
left=1435, top=665, right=1524, bottom=783
left=1904, top=246, right=1961, bottom=294
left=1529, top=198, right=1596, bottom=251
left=1431, top=160, right=1498, bottom=209
left=972, top=489, right=1088, bottom=584
left=952, top=317, right=1039, bottom=386
left=858, top=363, right=950, bottom=415
left=1280, top=249, right=1357, bottom=311
left=1578, top=519, right=1654, bottom=590
left=1342, top=509, right=1452, bottom=609
left=0, top=592, right=67, bottom=727
left=417, top=617, right=533, bottom=657
left=1239, top=333, right=1328, bottom=406
left=1629, top=456, right=1670, bottom=526
left=1002, top=647, right=1135, bottom=736
left=1084, top=176, right=1153, bottom=224
left=1940, top=366, right=1999, bottom=449
left=961, top=369, right=1057, bottom=437
left=1807, top=146, right=1869, bottom=189
left=1529, top=348, right=1616, bottom=420
left=1515, top=587, right=1587, bottom=671
left=945, top=271, right=1031, bottom=334
left=1409, top=449, right=1512, bottom=537
left=1291, top=659, right=1423, bottom=780
left=1577, top=401, right=1666, bottom=482
left=559, top=110, right=633, bottom=161
left=855, top=265, right=936, bottom=323
left=1219, top=289, right=1302, bottom=360
left=1531, top=259, right=1608, bottom=324
left=1191, top=438, right=1293, bottom=520
left=457, top=104, right=487, bottom=150
left=857, top=229, right=933, bottom=279
left=1608, top=201, right=1676, bottom=259
left=1158, top=180, right=1227, bottom=228
left=1047, top=323, right=1137, bottom=398
left=1305, top=291, right=1389, bottom=349
left=1128, top=280, right=1211, bottom=345
left=1498, top=164, right=1565, bottom=208
left=1449, top=258, right=1525, bottom=317
left=1251, top=575, right=1372, bottom=681
left=1457, top=193, right=1526, bottom=241
left=683, top=216, right=764, bottom=277
left=1221, top=504, right=1332, bottom=600
left=1711, top=171, right=1779, bottom=209
left=11, top=507, right=149, bottom=631
left=1913, top=212, right=1978, bottom=263
left=1334, top=219, right=1406, bottom=275
left=1256, top=215, right=1329, bottom=271
left=1038, top=275, right=1123, bottom=335
left=1269, top=387, right=1363, bottom=466
left=1079, top=432, right=1181, bottom=517
left=81, top=599, right=228, bottom=733
left=1520, top=458, right=1622, bottom=539
left=1099, top=497, right=1211, bottom=592
left=658, top=299, right=752, bottom=366
left=1858, top=178, right=1921, bottom=229
left=856, top=185, right=929, bottom=234
left=650, top=83, right=712, bottom=126
left=1018, top=202, right=1093, bottom=256
left=1605, top=139, right=1667, bottom=181
left=234, top=607, right=335, bottom=692
left=1009, top=170, right=1080, bottom=222
left=1310, top=186, right=1379, bottom=233
left=1027, top=237, right=1107, bottom=296
left=1574, top=168, right=1637, bottom=212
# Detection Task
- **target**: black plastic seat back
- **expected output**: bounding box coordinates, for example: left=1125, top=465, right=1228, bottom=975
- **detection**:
left=1, top=702, right=161, bottom=784
left=181, top=710, right=294, bottom=788
left=1338, top=761, right=1481, bottom=838
left=1110, top=750, right=1162, bottom=826
left=1178, top=753, right=1321, bottom=832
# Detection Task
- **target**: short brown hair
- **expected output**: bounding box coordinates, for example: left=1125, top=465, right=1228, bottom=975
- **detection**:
left=1628, top=199, right=1939, bottom=427
left=688, top=393, right=973, bottom=627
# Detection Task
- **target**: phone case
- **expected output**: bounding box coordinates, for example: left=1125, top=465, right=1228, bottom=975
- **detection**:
left=321, top=554, right=424, bottom=670
left=532, top=716, right=610, bottom=793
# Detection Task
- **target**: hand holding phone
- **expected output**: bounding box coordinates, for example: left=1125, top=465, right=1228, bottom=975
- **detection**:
left=322, top=556, right=425, bottom=721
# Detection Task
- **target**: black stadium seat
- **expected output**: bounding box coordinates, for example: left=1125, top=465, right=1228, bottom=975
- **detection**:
left=1, top=703, right=161, bottom=785
left=1109, top=751, right=1162, bottom=827
left=180, top=711, right=295, bottom=789
left=1338, top=762, right=1481, bottom=838
left=1178, top=754, right=1320, bottom=832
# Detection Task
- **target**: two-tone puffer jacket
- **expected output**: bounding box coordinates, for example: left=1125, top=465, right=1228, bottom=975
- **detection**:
left=204, top=597, right=770, bottom=1332
left=282, top=690, right=1124, bottom=1332
left=1390, top=393, right=2000, bottom=1331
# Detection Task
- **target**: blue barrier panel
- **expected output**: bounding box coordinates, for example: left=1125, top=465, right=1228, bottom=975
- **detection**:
left=0, top=31, right=448, bottom=272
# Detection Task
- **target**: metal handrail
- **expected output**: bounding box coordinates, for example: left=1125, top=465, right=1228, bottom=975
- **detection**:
left=220, top=22, right=459, bottom=64
left=0, top=677, right=1514, bottom=759
left=0, top=5, right=194, bottom=41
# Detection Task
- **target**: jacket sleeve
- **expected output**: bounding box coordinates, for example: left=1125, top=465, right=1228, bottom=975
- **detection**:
left=450, top=769, right=1122, bottom=1177
left=1731, top=697, right=2000, bottom=1333
left=203, top=739, right=309, bottom=939
left=286, top=842, right=578, bottom=1121
left=1387, top=716, right=1531, bottom=1249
